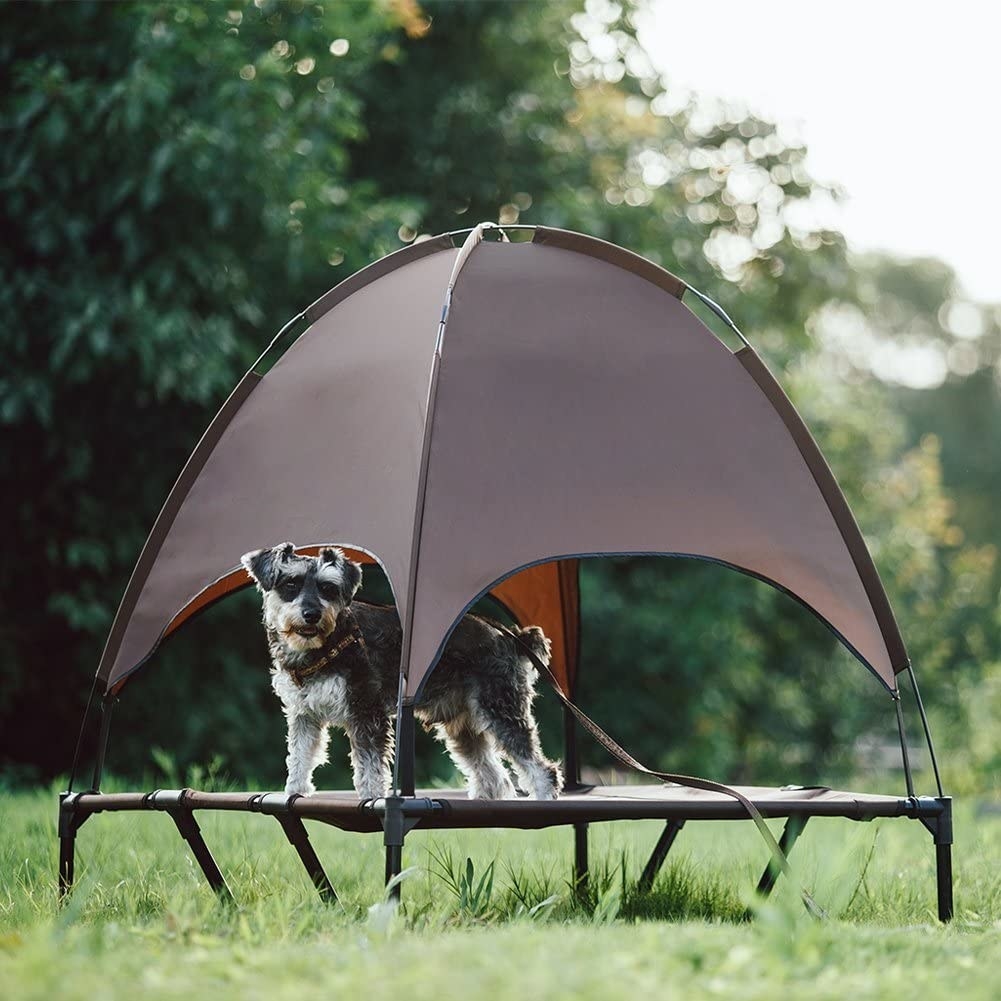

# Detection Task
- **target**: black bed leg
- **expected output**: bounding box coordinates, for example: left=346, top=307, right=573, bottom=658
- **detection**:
left=756, top=815, right=808, bottom=897
left=915, top=796, right=953, bottom=922
left=170, top=811, right=232, bottom=901
left=637, top=820, right=685, bottom=893
left=936, top=842, right=953, bottom=922
left=58, top=834, right=74, bottom=897
left=276, top=815, right=338, bottom=903
left=57, top=792, right=84, bottom=899
left=573, top=822, right=589, bottom=897
left=383, top=796, right=406, bottom=900
left=147, top=791, right=232, bottom=902
left=250, top=793, right=338, bottom=903
left=386, top=844, right=403, bottom=895
left=930, top=797, right=954, bottom=922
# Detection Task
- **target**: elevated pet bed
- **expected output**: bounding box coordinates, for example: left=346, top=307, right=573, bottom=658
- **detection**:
left=61, top=224, right=952, bottom=919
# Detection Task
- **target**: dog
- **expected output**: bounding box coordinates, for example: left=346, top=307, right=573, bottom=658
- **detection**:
left=241, top=543, right=563, bottom=801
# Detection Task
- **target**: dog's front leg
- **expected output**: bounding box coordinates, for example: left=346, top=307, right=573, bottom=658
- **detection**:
left=285, top=711, right=327, bottom=796
left=347, top=714, right=393, bottom=801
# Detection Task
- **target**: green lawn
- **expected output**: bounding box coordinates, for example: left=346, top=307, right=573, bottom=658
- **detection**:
left=2, top=784, right=1000, bottom=999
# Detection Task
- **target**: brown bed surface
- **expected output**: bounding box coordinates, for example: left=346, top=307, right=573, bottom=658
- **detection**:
left=71, top=783, right=913, bottom=833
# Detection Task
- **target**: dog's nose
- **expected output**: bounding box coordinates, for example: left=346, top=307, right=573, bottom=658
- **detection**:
left=302, top=608, right=321, bottom=625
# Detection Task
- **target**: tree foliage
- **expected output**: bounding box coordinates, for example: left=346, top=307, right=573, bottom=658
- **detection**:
left=1, top=0, right=995, bottom=791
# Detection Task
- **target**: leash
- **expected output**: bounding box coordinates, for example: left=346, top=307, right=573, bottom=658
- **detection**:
left=282, top=606, right=824, bottom=914
left=496, top=622, right=825, bottom=918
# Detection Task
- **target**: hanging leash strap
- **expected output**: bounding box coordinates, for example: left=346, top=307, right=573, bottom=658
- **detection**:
left=497, top=622, right=825, bottom=918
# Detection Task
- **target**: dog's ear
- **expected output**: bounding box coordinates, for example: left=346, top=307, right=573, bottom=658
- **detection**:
left=319, top=546, right=363, bottom=603
left=241, top=543, right=296, bottom=591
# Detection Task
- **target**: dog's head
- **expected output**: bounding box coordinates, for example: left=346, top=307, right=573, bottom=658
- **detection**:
left=241, top=543, right=362, bottom=652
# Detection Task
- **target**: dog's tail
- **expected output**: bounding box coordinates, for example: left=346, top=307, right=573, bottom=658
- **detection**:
left=513, top=625, right=552, bottom=666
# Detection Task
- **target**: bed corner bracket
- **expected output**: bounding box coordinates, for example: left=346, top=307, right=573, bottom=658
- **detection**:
left=369, top=796, right=442, bottom=900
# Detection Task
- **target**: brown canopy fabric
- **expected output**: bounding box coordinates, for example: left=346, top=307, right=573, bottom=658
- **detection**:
left=95, top=223, right=906, bottom=698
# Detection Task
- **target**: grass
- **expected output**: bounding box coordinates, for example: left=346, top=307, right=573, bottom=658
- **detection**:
left=2, top=781, right=1001, bottom=999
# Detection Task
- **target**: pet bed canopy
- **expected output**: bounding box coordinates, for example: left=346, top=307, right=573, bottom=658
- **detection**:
left=64, top=224, right=951, bottom=922
left=96, top=223, right=905, bottom=699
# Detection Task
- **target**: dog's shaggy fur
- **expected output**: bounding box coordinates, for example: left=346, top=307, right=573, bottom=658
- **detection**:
left=242, top=543, right=563, bottom=801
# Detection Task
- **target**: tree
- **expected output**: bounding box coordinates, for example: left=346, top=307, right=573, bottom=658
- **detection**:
left=1, top=0, right=988, bottom=791
left=0, top=0, right=411, bottom=780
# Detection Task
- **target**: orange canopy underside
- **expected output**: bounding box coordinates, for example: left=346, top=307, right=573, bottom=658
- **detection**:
left=155, top=549, right=579, bottom=697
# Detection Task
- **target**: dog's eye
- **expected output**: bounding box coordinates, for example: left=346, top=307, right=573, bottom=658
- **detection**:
left=276, top=578, right=301, bottom=596
left=318, top=581, right=342, bottom=601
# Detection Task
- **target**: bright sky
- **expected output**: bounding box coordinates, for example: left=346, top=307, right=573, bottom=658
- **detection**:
left=638, top=0, right=1001, bottom=303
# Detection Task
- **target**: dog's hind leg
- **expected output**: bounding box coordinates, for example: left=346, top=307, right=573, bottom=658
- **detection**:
left=435, top=719, right=515, bottom=800
left=285, top=713, right=326, bottom=796
left=487, top=707, right=563, bottom=801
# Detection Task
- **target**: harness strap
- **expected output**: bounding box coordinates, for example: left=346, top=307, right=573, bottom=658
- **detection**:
left=498, top=623, right=825, bottom=917
left=288, top=613, right=368, bottom=687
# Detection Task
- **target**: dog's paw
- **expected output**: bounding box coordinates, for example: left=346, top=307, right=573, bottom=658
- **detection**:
left=285, top=779, right=315, bottom=797
left=532, top=785, right=559, bottom=801
left=531, top=763, right=563, bottom=800
left=468, top=774, right=517, bottom=800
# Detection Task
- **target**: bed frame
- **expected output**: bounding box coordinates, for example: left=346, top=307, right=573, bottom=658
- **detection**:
left=58, top=701, right=953, bottom=921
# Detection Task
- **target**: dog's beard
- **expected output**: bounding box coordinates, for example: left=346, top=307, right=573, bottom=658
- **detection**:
left=263, top=592, right=341, bottom=652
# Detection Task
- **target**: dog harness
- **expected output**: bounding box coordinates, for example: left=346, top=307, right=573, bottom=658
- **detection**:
left=286, top=613, right=369, bottom=688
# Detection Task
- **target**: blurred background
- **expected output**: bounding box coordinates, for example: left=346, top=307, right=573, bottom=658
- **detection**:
left=2, top=0, right=998, bottom=795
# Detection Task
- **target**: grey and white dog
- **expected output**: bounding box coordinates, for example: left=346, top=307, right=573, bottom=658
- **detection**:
left=241, top=543, right=563, bottom=802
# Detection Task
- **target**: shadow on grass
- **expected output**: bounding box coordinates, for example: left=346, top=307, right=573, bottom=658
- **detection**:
left=620, top=859, right=748, bottom=923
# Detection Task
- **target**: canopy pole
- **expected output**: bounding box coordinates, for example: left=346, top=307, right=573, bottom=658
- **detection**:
left=397, top=702, right=416, bottom=798
left=394, top=225, right=488, bottom=786
left=90, top=695, right=116, bottom=793
left=559, top=560, right=582, bottom=789
left=906, top=664, right=944, bottom=798
left=67, top=675, right=99, bottom=792
left=893, top=690, right=916, bottom=799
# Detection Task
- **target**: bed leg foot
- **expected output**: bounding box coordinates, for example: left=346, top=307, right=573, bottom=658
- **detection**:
left=936, top=841, right=953, bottom=922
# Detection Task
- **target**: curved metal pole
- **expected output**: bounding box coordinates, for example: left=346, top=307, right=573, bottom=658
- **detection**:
left=67, top=675, right=99, bottom=792
left=893, top=689, right=916, bottom=799
left=906, top=664, right=945, bottom=798
left=90, top=696, right=116, bottom=792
